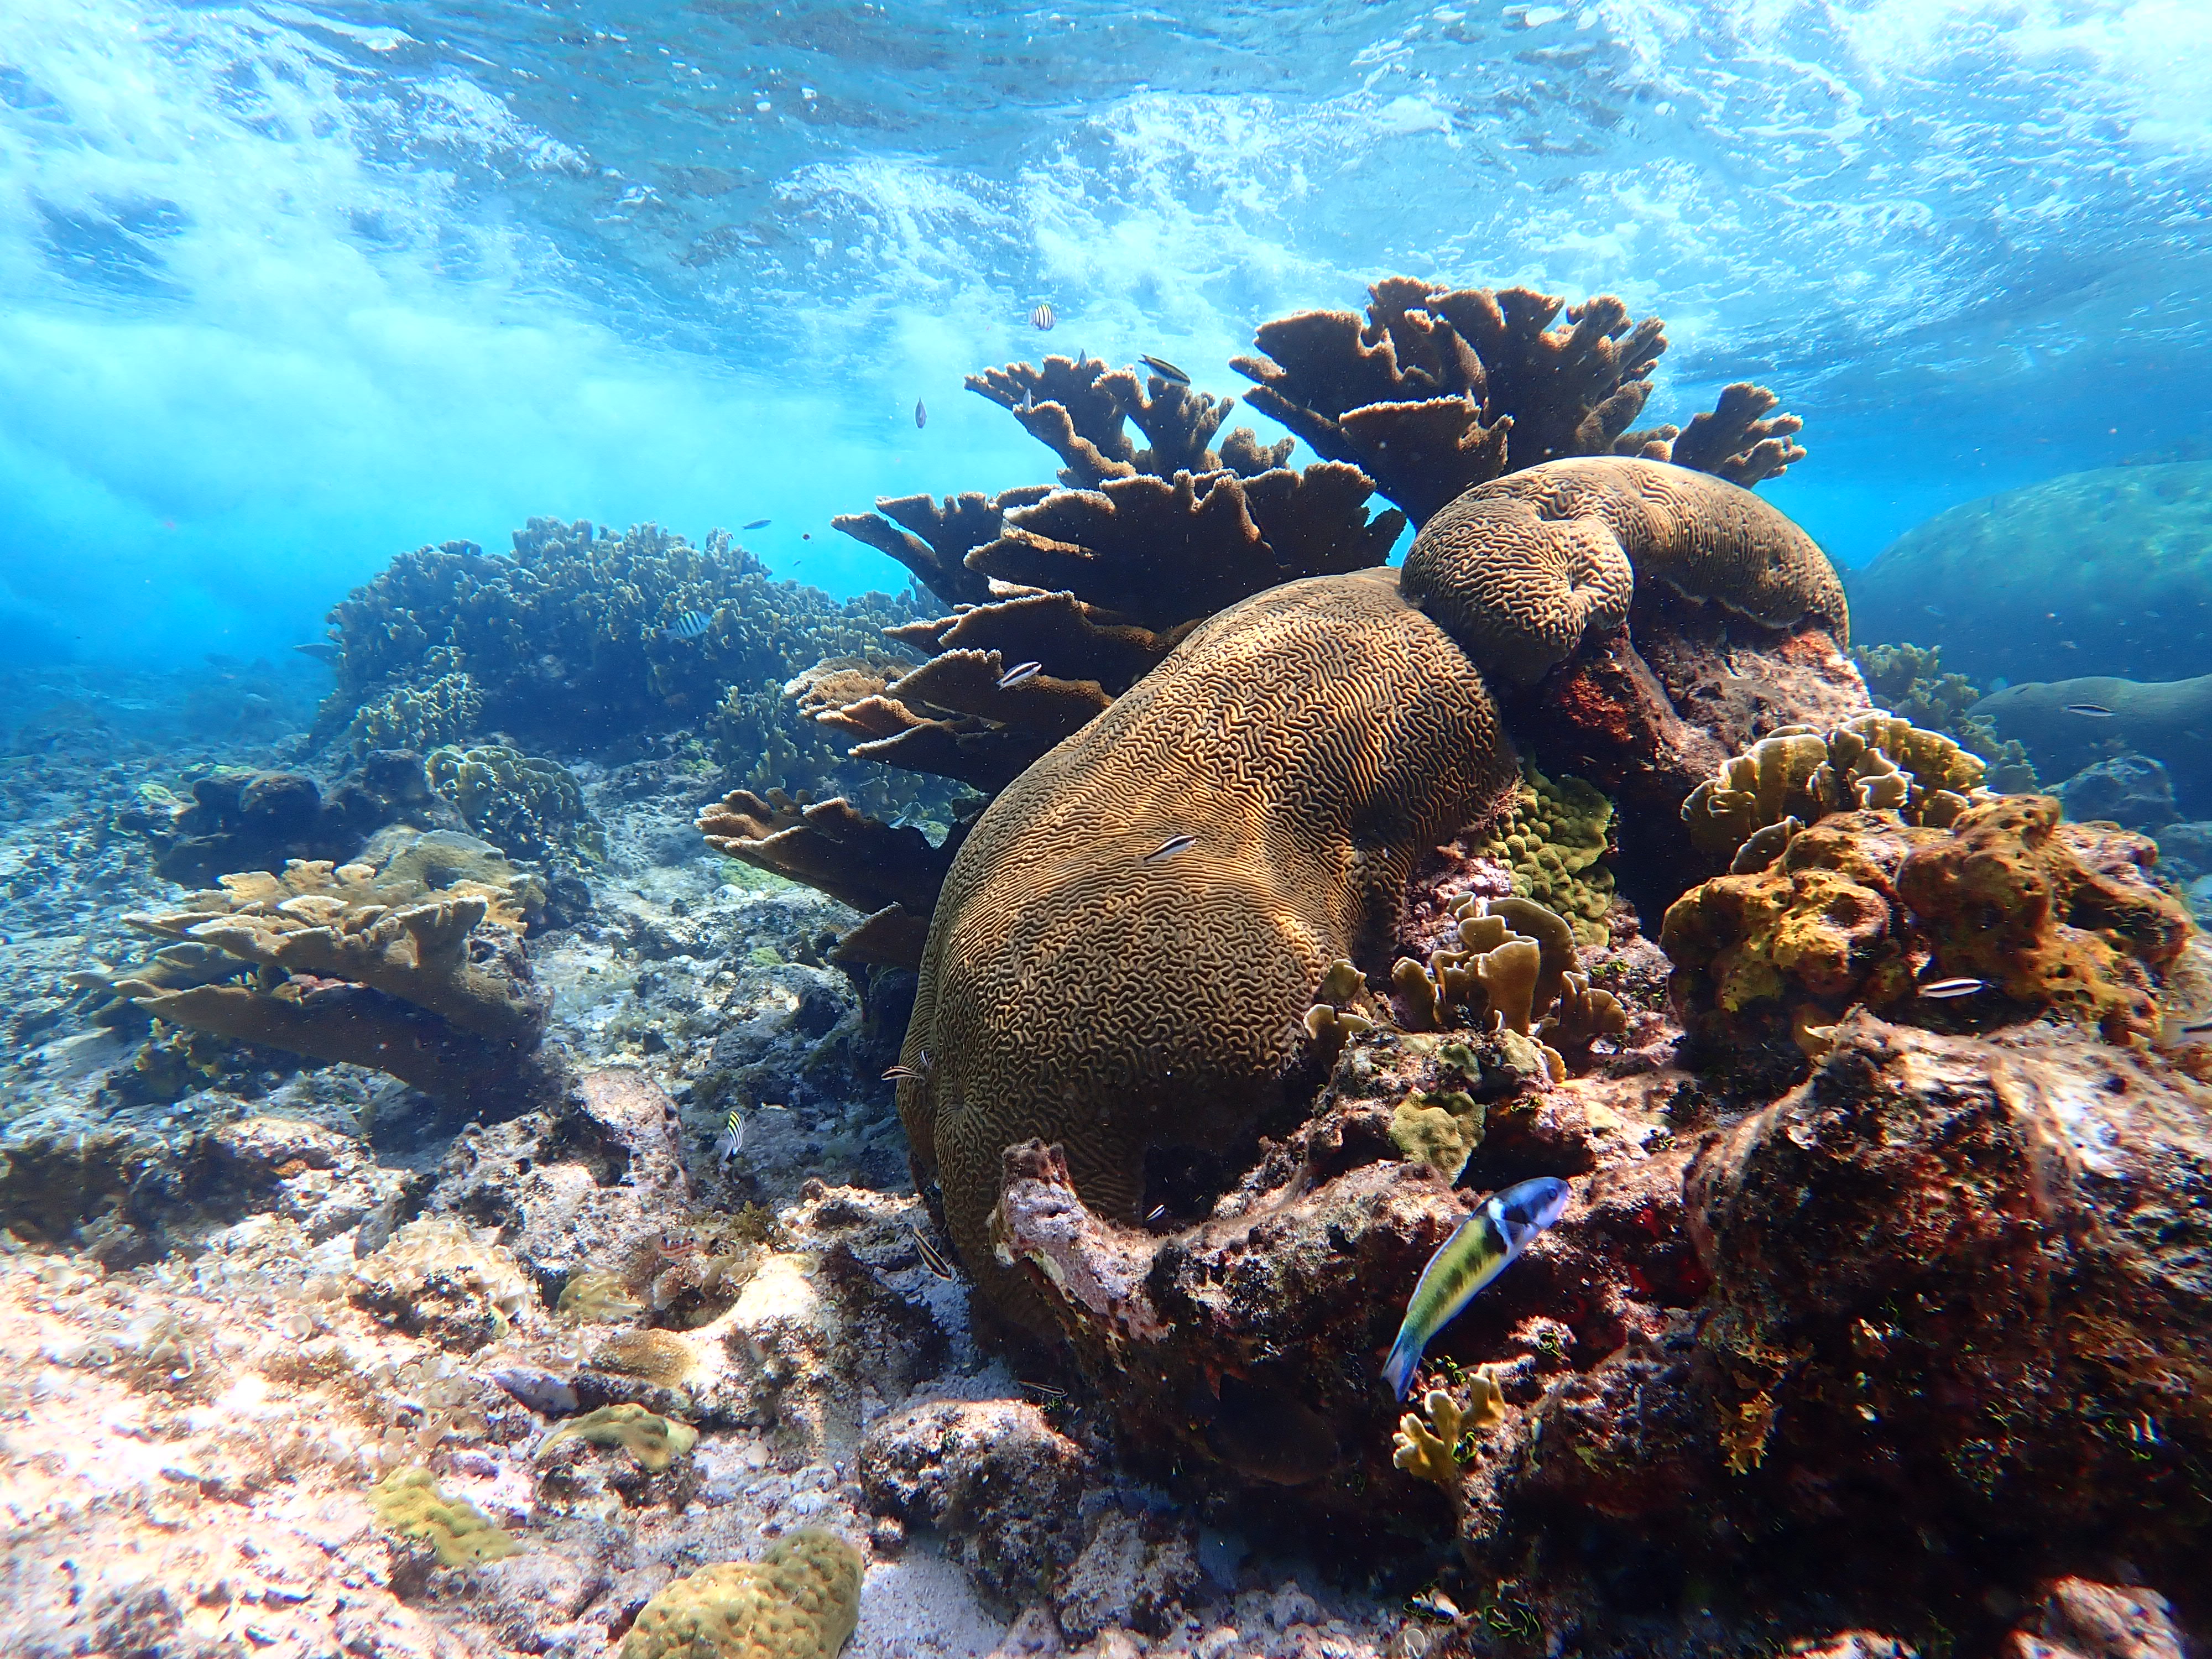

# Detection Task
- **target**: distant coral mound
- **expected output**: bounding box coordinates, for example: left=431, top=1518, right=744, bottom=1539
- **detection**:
left=1849, top=461, right=2212, bottom=685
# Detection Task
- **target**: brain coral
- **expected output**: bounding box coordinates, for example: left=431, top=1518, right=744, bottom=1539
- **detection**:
left=1402, top=457, right=1848, bottom=686
left=621, top=1529, right=862, bottom=1659
left=899, top=567, right=1516, bottom=1302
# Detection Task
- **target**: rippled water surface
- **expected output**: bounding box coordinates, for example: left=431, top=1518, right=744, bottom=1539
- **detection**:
left=3, top=0, right=2208, bottom=660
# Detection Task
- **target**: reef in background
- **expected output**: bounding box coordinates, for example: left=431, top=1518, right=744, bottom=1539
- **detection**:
left=1848, top=460, right=2212, bottom=686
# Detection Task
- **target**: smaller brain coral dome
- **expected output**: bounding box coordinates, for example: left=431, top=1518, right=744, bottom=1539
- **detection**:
left=900, top=567, right=1518, bottom=1310
left=1402, top=457, right=1848, bottom=685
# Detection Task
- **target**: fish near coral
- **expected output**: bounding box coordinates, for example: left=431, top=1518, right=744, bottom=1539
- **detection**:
left=1383, top=1176, right=1571, bottom=1399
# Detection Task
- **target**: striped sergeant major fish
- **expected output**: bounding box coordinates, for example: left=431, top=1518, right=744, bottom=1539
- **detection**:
left=1381, top=1176, right=1571, bottom=1400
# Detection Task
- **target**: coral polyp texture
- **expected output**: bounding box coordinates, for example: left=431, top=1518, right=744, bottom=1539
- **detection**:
left=619, top=1529, right=862, bottom=1659
left=1231, top=277, right=1806, bottom=524
left=900, top=568, right=1516, bottom=1308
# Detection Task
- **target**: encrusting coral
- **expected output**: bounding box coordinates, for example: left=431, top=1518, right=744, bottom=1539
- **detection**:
left=538, top=1403, right=699, bottom=1473
left=1230, top=277, right=1806, bottom=524
left=1662, top=794, right=2194, bottom=1050
left=367, top=1465, right=523, bottom=1566
left=1474, top=768, right=1616, bottom=945
left=619, top=1528, right=862, bottom=1659
left=101, top=828, right=559, bottom=1106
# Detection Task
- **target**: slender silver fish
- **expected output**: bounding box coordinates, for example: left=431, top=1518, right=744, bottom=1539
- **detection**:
left=1142, top=834, right=1197, bottom=863
left=743, top=518, right=771, bottom=530
left=2063, top=703, right=2116, bottom=717
left=1140, top=354, right=1190, bottom=384
left=911, top=1227, right=956, bottom=1280
left=997, top=660, right=1044, bottom=688
left=1382, top=1176, right=1571, bottom=1399
left=1918, top=977, right=1987, bottom=999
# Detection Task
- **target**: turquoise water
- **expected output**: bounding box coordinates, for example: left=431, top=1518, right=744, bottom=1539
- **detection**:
left=4, top=0, right=2208, bottom=666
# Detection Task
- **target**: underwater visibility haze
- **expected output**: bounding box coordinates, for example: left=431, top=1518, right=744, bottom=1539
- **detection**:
left=2, top=3, right=2210, bottom=1657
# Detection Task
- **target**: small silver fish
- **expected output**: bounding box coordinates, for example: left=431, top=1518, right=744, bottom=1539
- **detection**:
left=743, top=518, right=771, bottom=530
left=661, top=611, right=713, bottom=640
left=1031, top=301, right=1055, bottom=331
left=1145, top=1204, right=1168, bottom=1224
left=1142, top=834, right=1197, bottom=863
left=1383, top=1176, right=1570, bottom=1399
left=1918, top=977, right=1987, bottom=999
left=911, top=1228, right=956, bottom=1280
left=715, top=1109, right=745, bottom=1164
left=914, top=398, right=927, bottom=429
left=2063, top=703, right=2116, bottom=717
left=1019, top=1378, right=1067, bottom=1400
left=883, top=1050, right=930, bottom=1081
left=997, top=660, right=1043, bottom=688
left=1139, top=354, right=1190, bottom=384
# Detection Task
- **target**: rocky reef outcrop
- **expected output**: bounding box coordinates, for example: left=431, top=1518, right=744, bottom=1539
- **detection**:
left=1849, top=460, right=2212, bottom=687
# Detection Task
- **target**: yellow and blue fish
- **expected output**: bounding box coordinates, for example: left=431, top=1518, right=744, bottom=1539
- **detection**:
left=1382, top=1176, right=1571, bottom=1399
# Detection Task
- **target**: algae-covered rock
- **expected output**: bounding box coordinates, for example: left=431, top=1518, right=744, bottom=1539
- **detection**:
left=619, top=1528, right=862, bottom=1659
left=351, top=1214, right=538, bottom=1350
left=1849, top=461, right=2212, bottom=687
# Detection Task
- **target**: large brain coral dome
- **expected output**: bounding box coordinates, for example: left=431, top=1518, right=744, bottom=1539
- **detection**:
left=1402, top=457, right=1847, bottom=685
left=899, top=568, right=1517, bottom=1302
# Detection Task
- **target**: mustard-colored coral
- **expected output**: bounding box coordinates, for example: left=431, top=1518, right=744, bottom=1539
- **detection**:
left=427, top=743, right=606, bottom=863
left=1392, top=1380, right=1505, bottom=1488
left=368, top=1465, right=522, bottom=1565
left=620, top=1529, right=863, bottom=1659
left=1661, top=798, right=2194, bottom=1048
left=538, top=1404, right=699, bottom=1473
left=1477, top=769, right=1616, bottom=945
left=1681, top=712, right=1987, bottom=862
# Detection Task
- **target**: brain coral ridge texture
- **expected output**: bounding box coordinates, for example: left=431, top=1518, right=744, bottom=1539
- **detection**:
left=1232, top=276, right=1807, bottom=525
left=1402, top=457, right=1848, bottom=687
left=898, top=567, right=1518, bottom=1309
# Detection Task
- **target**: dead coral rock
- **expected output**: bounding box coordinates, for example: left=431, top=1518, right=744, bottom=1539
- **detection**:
left=1052, top=1511, right=1204, bottom=1642
left=423, top=1067, right=693, bottom=1297
left=1686, top=1018, right=2212, bottom=1579
left=115, top=753, right=439, bottom=887
left=859, top=1400, right=1094, bottom=1605
left=2002, top=1579, right=2187, bottom=1659
left=900, top=567, right=1516, bottom=1313
left=349, top=1213, right=541, bottom=1351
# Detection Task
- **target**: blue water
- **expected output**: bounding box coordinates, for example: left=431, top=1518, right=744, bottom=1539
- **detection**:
left=4, top=0, right=2209, bottom=666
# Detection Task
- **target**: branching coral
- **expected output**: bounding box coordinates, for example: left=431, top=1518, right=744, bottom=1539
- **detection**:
left=1393, top=1379, right=1505, bottom=1488
left=620, top=1530, right=862, bottom=1659
left=1232, top=278, right=1806, bottom=524
left=307, top=519, right=917, bottom=769
left=103, top=830, right=557, bottom=1104
left=1389, top=896, right=1625, bottom=1077
left=1681, top=711, right=1989, bottom=866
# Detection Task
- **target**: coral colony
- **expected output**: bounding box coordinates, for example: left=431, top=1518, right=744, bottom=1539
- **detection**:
left=4, top=277, right=2208, bottom=1659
